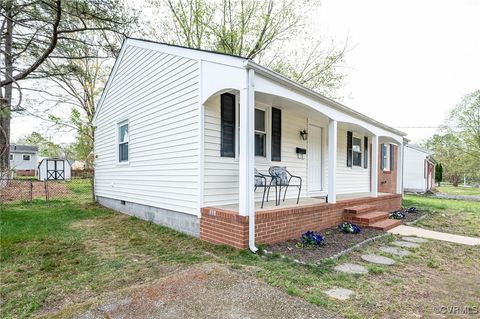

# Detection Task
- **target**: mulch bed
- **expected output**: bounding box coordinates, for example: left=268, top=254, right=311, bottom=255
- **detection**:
left=401, top=210, right=426, bottom=224
left=265, top=226, right=385, bottom=263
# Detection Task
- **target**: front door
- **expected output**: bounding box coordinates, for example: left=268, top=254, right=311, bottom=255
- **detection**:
left=308, top=124, right=322, bottom=194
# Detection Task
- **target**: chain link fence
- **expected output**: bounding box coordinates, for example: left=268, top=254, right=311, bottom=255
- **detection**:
left=0, top=177, right=94, bottom=205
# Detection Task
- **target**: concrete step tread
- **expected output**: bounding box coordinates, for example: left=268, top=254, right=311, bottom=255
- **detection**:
left=368, top=219, right=402, bottom=231
left=344, top=204, right=377, bottom=214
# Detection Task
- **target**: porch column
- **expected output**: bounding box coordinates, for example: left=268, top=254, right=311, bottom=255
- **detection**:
left=327, top=119, right=337, bottom=203
left=239, top=69, right=255, bottom=217
left=397, top=142, right=403, bottom=194
left=240, top=68, right=257, bottom=252
left=371, top=135, right=379, bottom=197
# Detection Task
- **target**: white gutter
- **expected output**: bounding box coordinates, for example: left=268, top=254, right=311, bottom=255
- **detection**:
left=244, top=60, right=407, bottom=138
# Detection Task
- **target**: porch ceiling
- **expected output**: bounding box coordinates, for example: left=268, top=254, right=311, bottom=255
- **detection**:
left=255, top=91, right=330, bottom=123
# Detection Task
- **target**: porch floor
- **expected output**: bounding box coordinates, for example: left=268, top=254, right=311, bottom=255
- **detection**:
left=215, top=192, right=393, bottom=212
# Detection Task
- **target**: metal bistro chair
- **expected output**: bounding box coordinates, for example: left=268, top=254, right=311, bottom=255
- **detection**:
left=268, top=166, right=302, bottom=205
left=255, top=169, right=278, bottom=208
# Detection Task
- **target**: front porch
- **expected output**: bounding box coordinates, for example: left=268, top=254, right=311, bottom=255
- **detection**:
left=200, top=193, right=402, bottom=249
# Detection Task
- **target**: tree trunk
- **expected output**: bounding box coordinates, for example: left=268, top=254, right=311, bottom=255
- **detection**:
left=1, top=1, right=13, bottom=179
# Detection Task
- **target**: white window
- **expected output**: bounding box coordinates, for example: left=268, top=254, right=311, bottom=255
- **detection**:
left=255, top=109, right=267, bottom=157
left=352, top=137, right=362, bottom=166
left=118, top=121, right=129, bottom=162
left=382, top=144, right=390, bottom=171
left=23, top=154, right=31, bottom=161
left=10, top=154, right=13, bottom=160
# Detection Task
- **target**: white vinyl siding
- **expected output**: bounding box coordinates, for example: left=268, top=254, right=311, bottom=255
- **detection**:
left=203, top=96, right=308, bottom=207
left=336, top=128, right=370, bottom=194
left=404, top=146, right=429, bottom=192
left=94, top=45, right=200, bottom=216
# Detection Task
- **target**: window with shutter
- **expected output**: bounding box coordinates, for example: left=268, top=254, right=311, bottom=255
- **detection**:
left=220, top=93, right=236, bottom=157
left=271, top=107, right=281, bottom=161
left=364, top=137, right=368, bottom=168
left=346, top=131, right=353, bottom=167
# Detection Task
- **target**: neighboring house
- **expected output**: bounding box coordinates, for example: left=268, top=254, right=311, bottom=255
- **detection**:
left=403, top=144, right=436, bottom=193
left=93, top=38, right=407, bottom=250
left=9, top=144, right=38, bottom=176
left=38, top=158, right=72, bottom=181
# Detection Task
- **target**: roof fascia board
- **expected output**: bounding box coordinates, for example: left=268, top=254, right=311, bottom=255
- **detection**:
left=127, top=38, right=245, bottom=68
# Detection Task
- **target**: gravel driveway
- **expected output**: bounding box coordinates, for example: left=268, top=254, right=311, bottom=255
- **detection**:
left=72, top=263, right=340, bottom=319
left=433, top=193, right=480, bottom=202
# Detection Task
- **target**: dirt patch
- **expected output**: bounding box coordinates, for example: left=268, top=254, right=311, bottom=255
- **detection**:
left=61, top=263, right=338, bottom=319
left=266, top=226, right=385, bottom=263
left=69, top=219, right=100, bottom=229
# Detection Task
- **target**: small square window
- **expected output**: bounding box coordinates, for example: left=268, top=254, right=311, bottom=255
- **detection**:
left=23, top=154, right=31, bottom=161
left=118, top=122, right=129, bottom=162
left=352, top=137, right=362, bottom=166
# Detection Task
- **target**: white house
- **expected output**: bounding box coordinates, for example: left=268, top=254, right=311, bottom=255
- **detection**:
left=38, top=158, right=72, bottom=181
left=9, top=144, right=38, bottom=176
left=93, top=38, right=407, bottom=250
left=403, top=144, right=436, bottom=193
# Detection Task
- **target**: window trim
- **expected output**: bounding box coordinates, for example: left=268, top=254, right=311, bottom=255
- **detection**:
left=254, top=108, right=269, bottom=158
left=9, top=154, right=14, bottom=161
left=234, top=104, right=272, bottom=162
left=352, top=136, right=362, bottom=167
left=23, top=154, right=31, bottom=161
left=117, top=120, right=129, bottom=164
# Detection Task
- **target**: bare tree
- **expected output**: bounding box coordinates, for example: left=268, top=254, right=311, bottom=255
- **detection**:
left=148, top=0, right=347, bottom=98
left=0, top=0, right=134, bottom=177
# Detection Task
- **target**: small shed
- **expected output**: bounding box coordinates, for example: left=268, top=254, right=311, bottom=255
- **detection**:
left=38, top=158, right=72, bottom=181
left=404, top=145, right=436, bottom=193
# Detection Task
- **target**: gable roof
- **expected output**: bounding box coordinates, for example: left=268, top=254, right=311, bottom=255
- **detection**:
left=10, top=144, right=38, bottom=154
left=405, top=144, right=433, bottom=155
left=94, top=37, right=407, bottom=137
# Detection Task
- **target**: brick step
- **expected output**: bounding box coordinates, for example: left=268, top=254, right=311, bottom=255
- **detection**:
left=367, top=218, right=402, bottom=231
left=348, top=211, right=390, bottom=225
left=344, top=204, right=377, bottom=215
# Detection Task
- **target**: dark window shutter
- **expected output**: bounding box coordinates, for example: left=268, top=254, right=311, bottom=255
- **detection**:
left=271, top=107, right=282, bottom=161
left=380, top=144, right=385, bottom=170
left=220, top=93, right=235, bottom=157
left=389, top=144, right=394, bottom=171
left=364, top=137, right=368, bottom=169
left=346, top=131, right=353, bottom=167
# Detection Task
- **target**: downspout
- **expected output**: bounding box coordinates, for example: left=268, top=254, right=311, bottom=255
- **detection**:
left=245, top=64, right=258, bottom=253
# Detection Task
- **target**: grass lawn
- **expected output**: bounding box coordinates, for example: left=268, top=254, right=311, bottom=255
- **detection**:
left=436, top=185, right=480, bottom=196
left=1, top=197, right=479, bottom=318
left=403, top=195, right=480, bottom=237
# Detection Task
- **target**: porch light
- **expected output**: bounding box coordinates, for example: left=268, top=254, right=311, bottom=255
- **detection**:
left=300, top=130, right=308, bottom=140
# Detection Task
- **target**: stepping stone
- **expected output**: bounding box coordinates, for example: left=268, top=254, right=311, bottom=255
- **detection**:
left=361, top=254, right=396, bottom=265
left=325, top=287, right=354, bottom=300
left=334, top=263, right=368, bottom=274
left=380, top=246, right=411, bottom=257
left=402, top=236, right=428, bottom=243
left=391, top=241, right=420, bottom=248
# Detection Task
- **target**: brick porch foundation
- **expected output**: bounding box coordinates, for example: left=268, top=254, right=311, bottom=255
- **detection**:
left=200, top=194, right=401, bottom=249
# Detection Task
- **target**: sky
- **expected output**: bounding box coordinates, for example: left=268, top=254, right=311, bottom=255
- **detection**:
left=11, top=0, right=480, bottom=144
